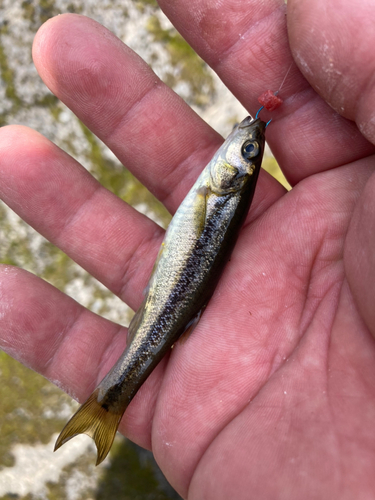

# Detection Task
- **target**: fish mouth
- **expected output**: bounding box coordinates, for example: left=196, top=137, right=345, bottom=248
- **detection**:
left=239, top=116, right=266, bottom=133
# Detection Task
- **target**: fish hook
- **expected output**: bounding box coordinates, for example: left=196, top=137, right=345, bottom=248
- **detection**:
left=255, top=106, right=264, bottom=119
left=254, top=106, right=272, bottom=128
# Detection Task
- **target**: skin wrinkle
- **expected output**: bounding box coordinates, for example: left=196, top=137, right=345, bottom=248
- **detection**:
left=267, top=95, right=374, bottom=187
left=103, top=79, right=164, bottom=146
left=53, top=182, right=103, bottom=245
left=279, top=88, right=320, bottom=125
left=356, top=69, right=375, bottom=129
left=309, top=280, right=343, bottom=346
left=263, top=86, right=313, bottom=129
left=94, top=323, right=127, bottom=389
left=289, top=292, right=340, bottom=484
left=326, top=292, right=360, bottom=495
left=200, top=1, right=285, bottom=66
left=181, top=261, right=340, bottom=497
left=52, top=182, right=158, bottom=300
left=181, top=363, right=275, bottom=497
left=213, top=4, right=285, bottom=69
left=260, top=303, right=298, bottom=377
left=299, top=234, right=345, bottom=338
left=208, top=13, right=294, bottom=115
left=107, top=86, right=223, bottom=213
left=48, top=307, right=91, bottom=375
left=272, top=282, right=337, bottom=375
left=186, top=284, right=336, bottom=500
left=215, top=25, right=289, bottom=110
left=50, top=308, right=122, bottom=399
left=345, top=172, right=375, bottom=338
left=158, top=142, right=222, bottom=211
left=117, top=226, right=164, bottom=306
left=42, top=311, right=86, bottom=375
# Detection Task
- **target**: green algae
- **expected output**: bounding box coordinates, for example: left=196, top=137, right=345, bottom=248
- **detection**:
left=0, top=351, right=74, bottom=470
left=136, top=0, right=158, bottom=7
left=0, top=43, right=20, bottom=107
left=0, top=24, right=21, bottom=124
left=21, top=0, right=62, bottom=28
left=45, top=448, right=97, bottom=500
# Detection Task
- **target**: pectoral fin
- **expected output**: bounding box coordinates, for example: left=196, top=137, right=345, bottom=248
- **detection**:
left=143, top=242, right=166, bottom=297
left=192, top=185, right=210, bottom=237
left=127, top=296, right=147, bottom=344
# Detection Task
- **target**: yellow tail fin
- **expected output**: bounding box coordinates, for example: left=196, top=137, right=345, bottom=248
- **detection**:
left=54, top=389, right=123, bottom=465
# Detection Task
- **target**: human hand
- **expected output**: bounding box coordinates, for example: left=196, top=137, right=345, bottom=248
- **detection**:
left=1, top=0, right=375, bottom=498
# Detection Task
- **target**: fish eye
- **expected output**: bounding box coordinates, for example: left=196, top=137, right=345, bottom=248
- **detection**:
left=242, top=140, right=259, bottom=160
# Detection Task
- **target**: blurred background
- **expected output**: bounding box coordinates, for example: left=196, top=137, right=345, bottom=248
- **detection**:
left=0, top=0, right=289, bottom=498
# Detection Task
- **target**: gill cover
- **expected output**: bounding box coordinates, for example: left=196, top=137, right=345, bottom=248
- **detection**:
left=209, top=117, right=265, bottom=195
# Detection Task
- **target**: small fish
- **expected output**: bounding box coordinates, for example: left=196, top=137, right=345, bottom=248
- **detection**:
left=55, top=115, right=266, bottom=465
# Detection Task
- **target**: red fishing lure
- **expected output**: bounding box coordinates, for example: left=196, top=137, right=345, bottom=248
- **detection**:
left=258, top=90, right=283, bottom=111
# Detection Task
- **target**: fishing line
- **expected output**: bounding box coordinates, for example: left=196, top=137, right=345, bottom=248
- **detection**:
left=255, top=61, right=294, bottom=126
left=276, top=61, right=293, bottom=95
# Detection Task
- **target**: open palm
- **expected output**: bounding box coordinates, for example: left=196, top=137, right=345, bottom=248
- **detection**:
left=1, top=0, right=375, bottom=498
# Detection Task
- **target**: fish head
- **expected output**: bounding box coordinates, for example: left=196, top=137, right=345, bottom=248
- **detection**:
left=209, top=117, right=266, bottom=195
